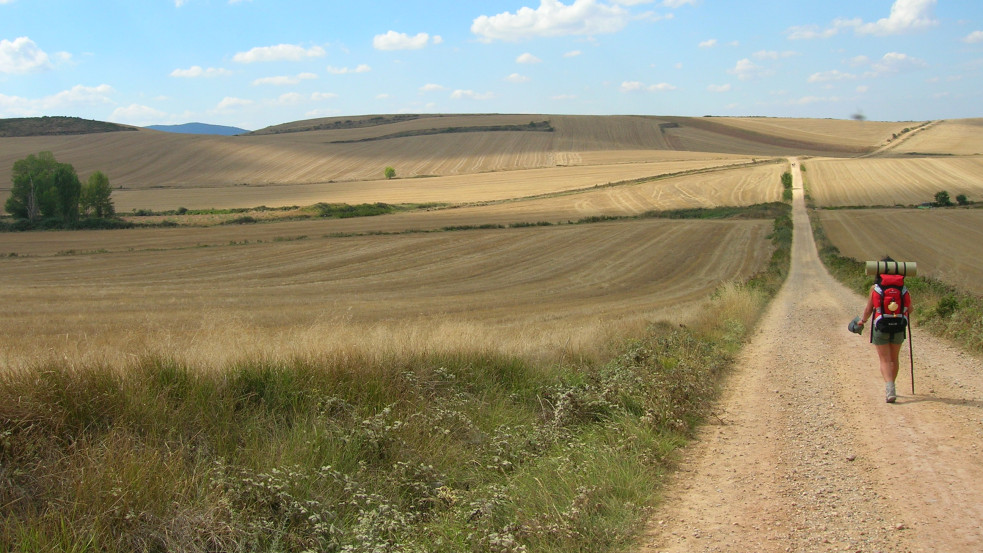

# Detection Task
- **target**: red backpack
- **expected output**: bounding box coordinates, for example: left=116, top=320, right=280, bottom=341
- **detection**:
left=872, top=274, right=910, bottom=335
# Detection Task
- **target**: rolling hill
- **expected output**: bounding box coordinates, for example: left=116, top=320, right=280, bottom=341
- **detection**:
left=146, top=122, right=250, bottom=136
left=0, top=115, right=915, bottom=202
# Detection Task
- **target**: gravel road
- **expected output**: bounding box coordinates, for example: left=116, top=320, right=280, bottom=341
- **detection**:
left=637, top=159, right=983, bottom=553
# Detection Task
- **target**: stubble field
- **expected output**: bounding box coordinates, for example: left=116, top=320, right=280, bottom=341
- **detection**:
left=5, top=114, right=977, bottom=373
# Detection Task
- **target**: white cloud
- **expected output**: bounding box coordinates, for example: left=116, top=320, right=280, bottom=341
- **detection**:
left=564, top=50, right=583, bottom=57
left=552, top=94, right=577, bottom=100
left=661, top=0, right=696, bottom=6
left=0, top=84, right=115, bottom=116
left=471, top=0, right=631, bottom=42
left=698, top=38, right=717, bottom=48
left=788, top=0, right=937, bottom=39
left=785, top=24, right=839, bottom=40
left=728, top=58, right=772, bottom=81
left=855, top=0, right=938, bottom=36
left=170, top=65, right=232, bottom=78
left=110, top=104, right=169, bottom=126
left=808, top=70, right=857, bottom=83
left=420, top=83, right=446, bottom=92
left=233, top=44, right=326, bottom=63
left=790, top=96, right=841, bottom=105
left=373, top=31, right=441, bottom=51
left=506, top=73, right=530, bottom=83
left=451, top=89, right=495, bottom=100
left=0, top=37, right=52, bottom=74
left=856, top=85, right=869, bottom=93
left=620, top=80, right=676, bottom=92
left=753, top=50, right=797, bottom=60
left=963, top=30, right=983, bottom=44
left=326, top=64, right=371, bottom=74
left=517, top=52, right=542, bottom=64
left=707, top=84, right=731, bottom=93
left=252, top=73, right=317, bottom=86
left=217, top=97, right=254, bottom=110
left=868, top=51, right=927, bottom=75
left=311, top=92, right=339, bottom=101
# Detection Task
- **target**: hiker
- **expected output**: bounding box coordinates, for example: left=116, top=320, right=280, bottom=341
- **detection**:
left=857, top=258, right=912, bottom=403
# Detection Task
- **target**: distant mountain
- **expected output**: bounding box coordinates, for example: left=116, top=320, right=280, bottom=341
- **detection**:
left=146, top=122, right=249, bottom=136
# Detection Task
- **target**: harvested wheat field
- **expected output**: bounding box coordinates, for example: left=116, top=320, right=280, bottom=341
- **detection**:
left=0, top=218, right=773, bottom=371
left=106, top=157, right=760, bottom=212
left=817, top=208, right=983, bottom=294
left=887, top=118, right=983, bottom=156
left=0, top=114, right=893, bottom=207
left=804, top=156, right=983, bottom=207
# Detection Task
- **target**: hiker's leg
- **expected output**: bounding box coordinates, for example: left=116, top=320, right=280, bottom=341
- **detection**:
left=875, top=344, right=898, bottom=383
left=887, top=342, right=903, bottom=382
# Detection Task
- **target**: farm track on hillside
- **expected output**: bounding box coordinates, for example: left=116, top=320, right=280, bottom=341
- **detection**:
left=637, top=160, right=983, bottom=553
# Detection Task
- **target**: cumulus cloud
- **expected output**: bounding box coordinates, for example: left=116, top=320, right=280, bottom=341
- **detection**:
left=233, top=44, right=326, bottom=63
left=373, top=31, right=441, bottom=50
left=620, top=80, right=676, bottom=92
left=326, top=64, right=371, bottom=74
left=727, top=58, right=772, bottom=81
left=0, top=37, right=52, bottom=74
left=451, top=89, right=495, bottom=100
left=420, top=83, right=446, bottom=92
left=753, top=50, right=797, bottom=60
left=506, top=73, right=530, bottom=83
left=471, top=0, right=631, bottom=42
left=110, top=104, right=169, bottom=126
left=854, top=0, right=937, bottom=36
left=787, top=0, right=937, bottom=39
left=698, top=38, right=717, bottom=48
left=217, top=97, right=254, bottom=109
left=707, top=84, right=731, bottom=92
left=516, top=52, right=542, bottom=64
left=808, top=70, right=857, bottom=83
left=963, top=30, right=983, bottom=44
left=170, top=65, right=232, bottom=78
left=252, top=73, right=317, bottom=86
left=564, top=50, right=582, bottom=57
left=661, top=0, right=697, bottom=6
left=0, top=84, right=115, bottom=116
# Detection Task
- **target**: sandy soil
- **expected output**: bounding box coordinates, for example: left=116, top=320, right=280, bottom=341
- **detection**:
left=636, top=159, right=983, bottom=552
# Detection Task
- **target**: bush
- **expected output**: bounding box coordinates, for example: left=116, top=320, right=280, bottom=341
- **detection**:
left=956, top=194, right=969, bottom=206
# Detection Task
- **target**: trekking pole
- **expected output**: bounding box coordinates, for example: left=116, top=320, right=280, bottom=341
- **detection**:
left=909, top=323, right=915, bottom=395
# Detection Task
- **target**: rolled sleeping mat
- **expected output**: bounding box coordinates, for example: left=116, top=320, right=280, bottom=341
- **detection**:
left=865, top=260, right=917, bottom=276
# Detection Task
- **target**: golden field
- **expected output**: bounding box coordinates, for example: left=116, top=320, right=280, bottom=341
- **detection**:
left=3, top=113, right=980, bottom=371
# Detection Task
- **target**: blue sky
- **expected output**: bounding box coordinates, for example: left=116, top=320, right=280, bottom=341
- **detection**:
left=1, top=0, right=981, bottom=130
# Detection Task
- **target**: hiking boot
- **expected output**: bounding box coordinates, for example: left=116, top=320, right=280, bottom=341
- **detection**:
left=886, top=382, right=897, bottom=403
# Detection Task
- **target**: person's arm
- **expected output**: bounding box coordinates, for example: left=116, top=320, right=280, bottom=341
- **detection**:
left=860, top=287, right=875, bottom=325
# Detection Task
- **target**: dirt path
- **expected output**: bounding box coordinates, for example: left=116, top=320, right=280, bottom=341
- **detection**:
left=637, top=159, right=983, bottom=553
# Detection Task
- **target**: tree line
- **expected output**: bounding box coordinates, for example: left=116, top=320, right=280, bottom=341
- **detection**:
left=4, top=151, right=116, bottom=229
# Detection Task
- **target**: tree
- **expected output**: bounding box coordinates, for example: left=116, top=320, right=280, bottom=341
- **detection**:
left=934, top=190, right=953, bottom=207
left=5, top=151, right=59, bottom=222
left=5, top=151, right=86, bottom=226
left=80, top=171, right=115, bottom=218
left=52, top=164, right=81, bottom=225
left=956, top=193, right=969, bottom=206
left=384, top=166, right=396, bottom=180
